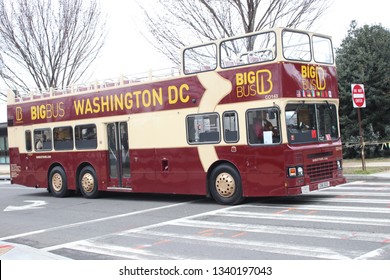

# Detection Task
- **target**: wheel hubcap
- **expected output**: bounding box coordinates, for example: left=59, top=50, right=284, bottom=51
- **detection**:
left=52, top=173, right=63, bottom=192
left=81, top=173, right=94, bottom=193
left=215, top=172, right=236, bottom=198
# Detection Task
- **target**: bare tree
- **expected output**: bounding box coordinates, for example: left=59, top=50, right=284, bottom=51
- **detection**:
left=137, top=0, right=331, bottom=65
left=0, top=0, right=107, bottom=92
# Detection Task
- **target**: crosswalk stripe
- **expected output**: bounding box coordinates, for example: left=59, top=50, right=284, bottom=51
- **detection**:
left=168, top=219, right=390, bottom=243
left=64, top=240, right=187, bottom=260
left=241, top=203, right=390, bottom=214
left=316, top=190, right=390, bottom=197
left=122, top=230, right=354, bottom=260
left=295, top=197, right=390, bottom=204
left=218, top=210, right=390, bottom=227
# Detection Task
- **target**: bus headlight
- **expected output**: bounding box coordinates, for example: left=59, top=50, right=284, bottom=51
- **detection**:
left=288, top=166, right=304, bottom=177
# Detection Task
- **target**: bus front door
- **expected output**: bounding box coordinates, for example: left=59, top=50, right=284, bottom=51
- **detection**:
left=107, top=122, right=130, bottom=188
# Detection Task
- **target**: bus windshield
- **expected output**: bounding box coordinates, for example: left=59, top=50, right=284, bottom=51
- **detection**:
left=286, top=103, right=339, bottom=144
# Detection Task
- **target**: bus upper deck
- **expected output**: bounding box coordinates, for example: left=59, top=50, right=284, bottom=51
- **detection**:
left=8, top=27, right=335, bottom=106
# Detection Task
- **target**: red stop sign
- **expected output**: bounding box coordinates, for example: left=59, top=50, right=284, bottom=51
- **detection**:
left=351, top=84, right=366, bottom=108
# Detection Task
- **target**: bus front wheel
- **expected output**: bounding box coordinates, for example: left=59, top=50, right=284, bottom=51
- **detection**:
left=209, top=164, right=243, bottom=205
left=79, top=166, right=99, bottom=199
left=49, top=166, right=69, bottom=197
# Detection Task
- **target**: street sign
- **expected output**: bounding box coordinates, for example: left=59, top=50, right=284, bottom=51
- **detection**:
left=351, top=83, right=367, bottom=171
left=351, top=84, right=366, bottom=108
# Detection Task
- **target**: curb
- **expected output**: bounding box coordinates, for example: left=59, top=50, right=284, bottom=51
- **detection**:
left=0, top=175, right=10, bottom=181
left=344, top=174, right=390, bottom=182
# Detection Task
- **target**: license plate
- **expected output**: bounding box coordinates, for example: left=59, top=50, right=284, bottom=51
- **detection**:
left=318, top=181, right=330, bottom=189
left=301, top=185, right=310, bottom=194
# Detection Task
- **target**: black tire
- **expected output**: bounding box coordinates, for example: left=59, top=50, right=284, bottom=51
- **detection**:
left=49, top=166, right=69, bottom=198
left=209, top=164, right=243, bottom=205
left=79, top=166, right=99, bottom=199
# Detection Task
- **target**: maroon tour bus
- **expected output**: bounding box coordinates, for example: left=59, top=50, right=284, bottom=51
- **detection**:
left=7, top=27, right=345, bottom=204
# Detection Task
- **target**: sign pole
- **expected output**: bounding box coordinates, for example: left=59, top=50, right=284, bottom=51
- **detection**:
left=357, top=108, right=366, bottom=172
left=351, top=84, right=367, bottom=172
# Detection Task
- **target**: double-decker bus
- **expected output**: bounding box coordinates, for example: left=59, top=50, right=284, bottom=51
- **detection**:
left=7, top=27, right=345, bottom=204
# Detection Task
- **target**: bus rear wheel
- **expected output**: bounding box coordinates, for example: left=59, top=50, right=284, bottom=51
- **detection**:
left=79, top=166, right=99, bottom=199
left=209, top=164, right=243, bottom=205
left=49, top=166, right=68, bottom=197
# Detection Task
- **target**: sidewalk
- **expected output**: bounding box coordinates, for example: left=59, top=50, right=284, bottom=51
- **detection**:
left=343, top=159, right=390, bottom=182
left=0, top=164, right=10, bottom=180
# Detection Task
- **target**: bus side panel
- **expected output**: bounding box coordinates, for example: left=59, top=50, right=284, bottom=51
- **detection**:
left=65, top=150, right=109, bottom=190
left=9, top=149, right=111, bottom=191
left=128, top=148, right=156, bottom=192
left=154, top=147, right=206, bottom=195
left=9, top=148, right=36, bottom=187
left=216, top=145, right=287, bottom=197
left=128, top=147, right=206, bottom=195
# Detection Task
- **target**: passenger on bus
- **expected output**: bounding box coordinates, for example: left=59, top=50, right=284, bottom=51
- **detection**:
left=36, top=134, right=46, bottom=150
left=36, top=138, right=43, bottom=150
left=252, top=111, right=273, bottom=143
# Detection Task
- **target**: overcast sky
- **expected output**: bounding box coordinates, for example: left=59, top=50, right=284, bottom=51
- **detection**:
left=1, top=0, right=390, bottom=121
left=93, top=0, right=390, bottom=80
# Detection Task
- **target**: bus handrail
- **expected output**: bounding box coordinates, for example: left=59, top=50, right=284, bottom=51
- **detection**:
left=8, top=66, right=181, bottom=103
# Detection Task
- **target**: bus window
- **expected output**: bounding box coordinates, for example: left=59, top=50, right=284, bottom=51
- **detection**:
left=183, top=43, right=217, bottom=74
left=25, top=130, right=32, bottom=152
left=220, top=31, right=276, bottom=68
left=313, top=35, right=334, bottom=64
left=75, top=124, right=97, bottom=149
left=316, top=104, right=339, bottom=141
left=282, top=31, right=311, bottom=61
left=223, top=111, right=239, bottom=143
left=286, top=103, right=339, bottom=144
left=186, top=113, right=220, bottom=144
left=54, top=126, right=74, bottom=150
left=247, top=108, right=280, bottom=145
left=34, top=128, right=52, bottom=151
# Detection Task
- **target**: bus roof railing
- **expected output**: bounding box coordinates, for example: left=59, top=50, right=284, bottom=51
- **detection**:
left=7, top=66, right=181, bottom=104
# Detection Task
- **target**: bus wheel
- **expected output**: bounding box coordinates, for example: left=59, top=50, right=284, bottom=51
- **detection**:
left=49, top=166, right=68, bottom=197
left=209, top=164, right=243, bottom=205
left=79, top=166, right=99, bottom=199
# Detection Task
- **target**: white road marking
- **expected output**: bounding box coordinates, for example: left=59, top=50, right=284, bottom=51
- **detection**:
left=123, top=230, right=352, bottom=260
left=169, top=219, right=390, bottom=243
left=42, top=205, right=239, bottom=252
left=355, top=244, right=390, bottom=260
left=300, top=197, right=390, bottom=204
left=243, top=203, right=390, bottom=214
left=4, top=200, right=47, bottom=212
left=0, top=199, right=203, bottom=241
left=220, top=210, right=390, bottom=226
left=8, top=181, right=390, bottom=260
left=316, top=190, right=390, bottom=197
left=50, top=240, right=187, bottom=260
